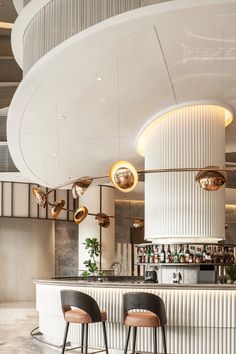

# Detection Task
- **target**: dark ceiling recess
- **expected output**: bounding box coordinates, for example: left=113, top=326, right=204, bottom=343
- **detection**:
left=0, top=0, right=20, bottom=173
left=0, top=0, right=22, bottom=110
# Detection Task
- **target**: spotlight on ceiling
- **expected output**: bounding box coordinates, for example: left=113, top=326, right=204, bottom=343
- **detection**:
left=50, top=200, right=65, bottom=219
left=109, top=160, right=138, bottom=193
left=72, top=177, right=93, bottom=198
left=132, top=219, right=144, bottom=229
left=74, top=206, right=88, bottom=224
left=32, top=187, right=47, bottom=208
left=195, top=167, right=227, bottom=191
left=95, top=213, right=110, bottom=228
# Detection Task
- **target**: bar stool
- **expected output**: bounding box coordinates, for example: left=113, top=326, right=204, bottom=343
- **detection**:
left=123, top=292, right=167, bottom=354
left=61, top=290, right=108, bottom=354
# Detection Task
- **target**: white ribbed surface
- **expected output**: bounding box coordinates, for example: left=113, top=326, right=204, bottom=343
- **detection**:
left=23, top=0, right=168, bottom=73
left=144, top=105, right=226, bottom=243
left=36, top=283, right=236, bottom=354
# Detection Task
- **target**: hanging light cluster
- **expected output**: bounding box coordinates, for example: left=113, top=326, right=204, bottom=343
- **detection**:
left=32, top=161, right=230, bottom=229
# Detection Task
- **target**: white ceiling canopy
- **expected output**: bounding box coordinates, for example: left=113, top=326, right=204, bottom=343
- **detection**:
left=7, top=0, right=236, bottom=187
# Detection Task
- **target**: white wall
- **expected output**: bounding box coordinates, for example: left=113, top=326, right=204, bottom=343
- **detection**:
left=0, top=218, right=55, bottom=301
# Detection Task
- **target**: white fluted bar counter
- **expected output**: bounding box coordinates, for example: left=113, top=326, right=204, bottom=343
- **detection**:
left=34, top=279, right=236, bottom=354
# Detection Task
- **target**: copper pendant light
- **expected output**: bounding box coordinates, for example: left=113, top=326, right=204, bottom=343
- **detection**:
left=72, top=177, right=93, bottom=198
left=50, top=200, right=65, bottom=219
left=195, top=166, right=227, bottom=191
left=109, top=160, right=138, bottom=193
left=32, top=187, right=47, bottom=208
left=132, top=219, right=144, bottom=229
left=74, top=206, right=88, bottom=224
left=95, top=213, right=110, bottom=228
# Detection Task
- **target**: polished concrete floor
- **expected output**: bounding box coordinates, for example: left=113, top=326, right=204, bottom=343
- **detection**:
left=0, top=302, right=60, bottom=353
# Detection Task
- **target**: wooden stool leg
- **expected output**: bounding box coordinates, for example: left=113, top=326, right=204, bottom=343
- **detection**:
left=84, top=324, right=88, bottom=354
left=124, top=326, right=131, bottom=354
left=161, top=326, right=167, bottom=354
left=102, top=322, right=109, bottom=354
left=81, top=324, right=84, bottom=353
left=62, top=322, right=69, bottom=354
left=153, top=328, right=157, bottom=354
left=132, top=327, right=137, bottom=354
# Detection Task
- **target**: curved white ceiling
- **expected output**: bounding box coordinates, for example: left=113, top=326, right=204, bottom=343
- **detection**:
left=7, top=0, right=236, bottom=187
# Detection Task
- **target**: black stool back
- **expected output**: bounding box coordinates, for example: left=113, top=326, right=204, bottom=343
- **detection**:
left=123, top=292, right=167, bottom=326
left=61, top=290, right=102, bottom=322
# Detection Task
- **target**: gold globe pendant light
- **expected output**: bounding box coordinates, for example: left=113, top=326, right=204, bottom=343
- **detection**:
left=195, top=166, right=227, bottom=191
left=109, top=160, right=138, bottom=193
left=74, top=206, right=88, bottom=224
left=32, top=187, right=47, bottom=208
left=72, top=177, right=93, bottom=198
left=95, top=213, right=110, bottom=228
left=132, top=219, right=144, bottom=229
left=50, top=200, right=65, bottom=219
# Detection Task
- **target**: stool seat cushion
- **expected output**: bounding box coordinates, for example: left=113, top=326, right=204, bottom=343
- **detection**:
left=124, top=311, right=161, bottom=328
left=64, top=308, right=107, bottom=324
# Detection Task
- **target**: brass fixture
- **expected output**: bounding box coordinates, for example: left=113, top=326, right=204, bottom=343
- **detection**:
left=72, top=177, right=93, bottom=198
left=32, top=187, right=47, bottom=208
left=50, top=200, right=65, bottom=219
left=132, top=219, right=144, bottom=229
left=109, top=160, right=138, bottom=193
left=74, top=206, right=88, bottom=224
left=95, top=213, right=110, bottom=228
left=195, top=167, right=227, bottom=191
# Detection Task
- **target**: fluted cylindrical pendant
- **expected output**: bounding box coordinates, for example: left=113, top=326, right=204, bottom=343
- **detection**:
left=143, top=105, right=227, bottom=243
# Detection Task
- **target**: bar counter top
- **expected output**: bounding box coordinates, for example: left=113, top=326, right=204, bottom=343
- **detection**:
left=34, top=277, right=236, bottom=290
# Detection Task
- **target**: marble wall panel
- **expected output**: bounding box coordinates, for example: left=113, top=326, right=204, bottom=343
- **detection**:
left=55, top=221, right=78, bottom=277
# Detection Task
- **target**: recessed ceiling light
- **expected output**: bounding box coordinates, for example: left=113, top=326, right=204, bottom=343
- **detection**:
left=52, top=152, right=58, bottom=157
left=97, top=77, right=103, bottom=81
left=59, top=115, right=66, bottom=120
left=99, top=98, right=106, bottom=103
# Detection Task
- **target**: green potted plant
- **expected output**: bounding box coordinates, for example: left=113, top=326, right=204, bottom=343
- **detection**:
left=226, top=264, right=236, bottom=284
left=82, top=237, right=103, bottom=277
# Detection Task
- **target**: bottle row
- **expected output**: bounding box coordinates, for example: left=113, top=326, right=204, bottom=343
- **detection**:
left=136, top=244, right=235, bottom=264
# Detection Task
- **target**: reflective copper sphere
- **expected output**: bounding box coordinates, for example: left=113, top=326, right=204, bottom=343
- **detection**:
left=32, top=187, right=47, bottom=208
left=74, top=206, right=88, bottom=224
left=110, top=160, right=138, bottom=193
left=72, top=177, right=93, bottom=199
left=95, top=213, right=110, bottom=228
left=195, top=167, right=227, bottom=191
left=50, top=200, right=65, bottom=219
left=132, top=219, right=144, bottom=228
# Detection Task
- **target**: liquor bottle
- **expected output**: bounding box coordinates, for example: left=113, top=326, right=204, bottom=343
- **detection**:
left=142, top=247, right=146, bottom=263
left=179, top=245, right=185, bottom=263
left=213, top=246, right=219, bottom=264
left=192, top=246, right=196, bottom=263
left=154, top=247, right=160, bottom=263
left=189, top=246, right=193, bottom=263
left=195, top=248, right=202, bottom=263
left=166, top=245, right=172, bottom=263
left=173, top=246, right=179, bottom=263
left=150, top=246, right=155, bottom=263
left=202, top=246, right=207, bottom=263
left=137, top=247, right=143, bottom=263
left=185, top=245, right=190, bottom=263
left=145, top=246, right=151, bottom=263
left=229, top=248, right=235, bottom=264
left=223, top=247, right=229, bottom=264
left=205, top=246, right=211, bottom=263
left=160, top=245, right=166, bottom=263
left=218, top=246, right=224, bottom=264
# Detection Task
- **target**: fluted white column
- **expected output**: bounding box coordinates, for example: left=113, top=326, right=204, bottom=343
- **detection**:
left=144, top=105, right=228, bottom=243
left=78, top=185, right=115, bottom=273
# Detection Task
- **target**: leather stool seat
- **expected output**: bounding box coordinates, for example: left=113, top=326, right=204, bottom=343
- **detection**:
left=125, top=311, right=160, bottom=328
left=65, top=308, right=107, bottom=324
